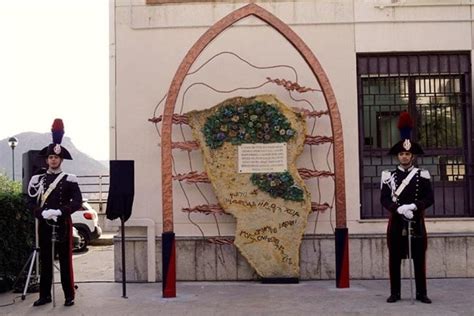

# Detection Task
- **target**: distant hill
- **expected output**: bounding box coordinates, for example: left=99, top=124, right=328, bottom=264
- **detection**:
left=0, top=132, right=108, bottom=181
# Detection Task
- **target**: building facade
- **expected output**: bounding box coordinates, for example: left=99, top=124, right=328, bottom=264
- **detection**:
left=110, top=0, right=474, bottom=282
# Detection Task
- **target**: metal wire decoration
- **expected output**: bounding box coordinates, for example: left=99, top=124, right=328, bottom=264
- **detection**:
left=149, top=51, right=335, bottom=244
left=148, top=3, right=349, bottom=296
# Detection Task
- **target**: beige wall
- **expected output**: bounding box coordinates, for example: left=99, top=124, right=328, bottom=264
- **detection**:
left=111, top=0, right=474, bottom=238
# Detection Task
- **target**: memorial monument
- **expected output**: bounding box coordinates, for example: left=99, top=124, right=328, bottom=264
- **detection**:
left=187, top=94, right=311, bottom=279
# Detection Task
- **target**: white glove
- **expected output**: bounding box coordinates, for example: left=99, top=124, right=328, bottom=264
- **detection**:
left=403, top=209, right=413, bottom=219
left=51, top=209, right=62, bottom=216
left=397, top=204, right=417, bottom=213
left=41, top=209, right=62, bottom=221
left=397, top=205, right=413, bottom=219
left=41, top=209, right=54, bottom=220
left=397, top=205, right=407, bottom=214
left=50, top=209, right=62, bottom=222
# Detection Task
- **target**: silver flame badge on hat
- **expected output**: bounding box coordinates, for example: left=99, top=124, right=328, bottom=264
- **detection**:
left=403, top=139, right=412, bottom=151
left=53, top=143, right=62, bottom=155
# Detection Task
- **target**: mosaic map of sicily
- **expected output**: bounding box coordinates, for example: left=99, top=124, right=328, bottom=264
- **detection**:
left=187, top=95, right=311, bottom=278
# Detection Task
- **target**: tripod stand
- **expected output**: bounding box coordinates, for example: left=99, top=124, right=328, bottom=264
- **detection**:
left=12, top=219, right=40, bottom=300
left=13, top=220, right=63, bottom=306
left=13, top=247, right=40, bottom=300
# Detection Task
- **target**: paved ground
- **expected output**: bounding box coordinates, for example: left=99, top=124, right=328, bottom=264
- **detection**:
left=1, top=243, right=473, bottom=315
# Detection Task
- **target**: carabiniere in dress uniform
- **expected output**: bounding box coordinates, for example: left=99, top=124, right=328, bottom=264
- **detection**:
left=27, top=119, right=82, bottom=307
left=380, top=111, right=434, bottom=304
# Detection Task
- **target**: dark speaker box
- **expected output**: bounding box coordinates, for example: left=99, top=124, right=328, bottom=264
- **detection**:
left=106, top=160, right=134, bottom=221
left=22, top=150, right=47, bottom=194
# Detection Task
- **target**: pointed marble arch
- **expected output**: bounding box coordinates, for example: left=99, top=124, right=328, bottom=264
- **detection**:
left=160, top=3, right=349, bottom=295
left=162, top=2, right=347, bottom=231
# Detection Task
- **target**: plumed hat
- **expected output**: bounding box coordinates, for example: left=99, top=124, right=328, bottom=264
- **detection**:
left=39, top=118, right=73, bottom=160
left=388, top=111, right=424, bottom=155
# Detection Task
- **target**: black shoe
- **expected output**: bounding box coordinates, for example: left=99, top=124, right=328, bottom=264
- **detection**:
left=386, top=294, right=400, bottom=303
left=416, top=294, right=432, bottom=304
left=64, top=298, right=74, bottom=306
left=33, top=297, right=52, bottom=306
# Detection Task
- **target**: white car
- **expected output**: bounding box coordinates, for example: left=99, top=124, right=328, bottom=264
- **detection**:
left=72, top=227, right=81, bottom=251
left=71, top=201, right=102, bottom=252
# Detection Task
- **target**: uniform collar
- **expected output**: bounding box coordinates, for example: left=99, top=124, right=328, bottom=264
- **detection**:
left=397, top=165, right=414, bottom=172
left=47, top=168, right=63, bottom=175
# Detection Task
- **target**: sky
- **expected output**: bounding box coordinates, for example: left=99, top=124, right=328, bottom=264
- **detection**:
left=0, top=0, right=109, bottom=161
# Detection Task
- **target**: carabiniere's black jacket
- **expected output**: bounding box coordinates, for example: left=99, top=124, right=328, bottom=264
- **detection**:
left=380, top=166, right=434, bottom=251
left=27, top=172, right=82, bottom=225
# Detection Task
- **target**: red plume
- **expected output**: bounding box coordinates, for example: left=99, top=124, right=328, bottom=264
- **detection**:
left=51, top=118, right=65, bottom=144
left=397, top=111, right=413, bottom=140
left=52, top=119, right=64, bottom=130
left=397, top=111, right=413, bottom=129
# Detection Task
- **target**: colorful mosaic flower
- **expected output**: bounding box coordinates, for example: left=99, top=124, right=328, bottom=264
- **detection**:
left=250, top=171, right=304, bottom=201
left=202, top=101, right=300, bottom=201
left=202, top=101, right=295, bottom=149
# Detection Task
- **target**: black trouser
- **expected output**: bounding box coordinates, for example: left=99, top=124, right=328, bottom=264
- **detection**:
left=388, top=235, right=427, bottom=297
left=38, top=219, right=75, bottom=300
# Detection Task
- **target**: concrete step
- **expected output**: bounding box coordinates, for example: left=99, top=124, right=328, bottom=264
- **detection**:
left=90, top=232, right=116, bottom=246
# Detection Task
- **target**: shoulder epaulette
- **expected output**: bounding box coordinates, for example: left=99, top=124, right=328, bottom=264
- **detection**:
left=66, top=174, right=78, bottom=183
left=381, top=170, right=392, bottom=182
left=30, top=174, right=43, bottom=185
left=420, top=169, right=431, bottom=179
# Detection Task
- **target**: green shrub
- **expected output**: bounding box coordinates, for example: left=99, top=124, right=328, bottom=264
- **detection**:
left=0, top=175, right=34, bottom=293
left=0, top=174, right=21, bottom=193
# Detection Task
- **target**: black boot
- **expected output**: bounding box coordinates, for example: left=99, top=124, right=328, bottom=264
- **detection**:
left=33, top=296, right=52, bottom=306
left=386, top=293, right=401, bottom=303
left=416, top=294, right=432, bottom=304
left=64, top=297, right=75, bottom=306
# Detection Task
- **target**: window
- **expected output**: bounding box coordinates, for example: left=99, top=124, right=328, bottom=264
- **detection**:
left=357, top=52, right=472, bottom=218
